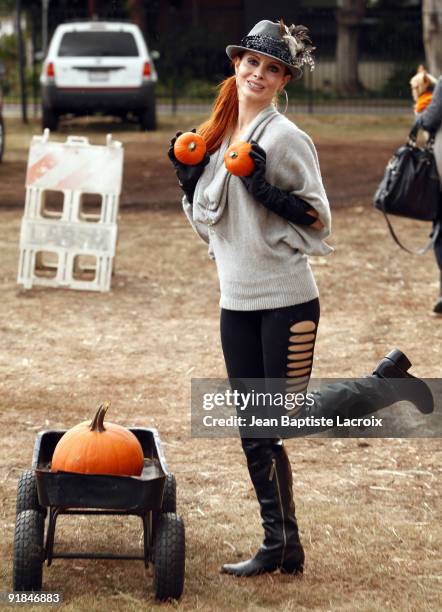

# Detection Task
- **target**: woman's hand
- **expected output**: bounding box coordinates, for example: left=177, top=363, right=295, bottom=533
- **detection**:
left=168, top=129, right=210, bottom=203
left=239, top=141, right=268, bottom=196
left=240, top=141, right=325, bottom=230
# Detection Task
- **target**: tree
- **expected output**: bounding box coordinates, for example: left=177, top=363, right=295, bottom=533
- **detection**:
left=16, top=0, right=28, bottom=122
left=127, top=0, right=146, bottom=36
left=422, top=0, right=442, bottom=75
left=335, top=0, right=366, bottom=96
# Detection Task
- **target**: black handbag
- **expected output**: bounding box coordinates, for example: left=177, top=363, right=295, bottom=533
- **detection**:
left=373, top=126, right=441, bottom=254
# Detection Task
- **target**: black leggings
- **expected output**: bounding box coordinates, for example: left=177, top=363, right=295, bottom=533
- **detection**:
left=220, top=298, right=320, bottom=393
left=434, top=218, right=442, bottom=272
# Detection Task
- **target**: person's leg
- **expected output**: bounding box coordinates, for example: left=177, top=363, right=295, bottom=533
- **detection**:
left=299, top=348, right=434, bottom=432
left=433, top=218, right=442, bottom=313
left=222, top=299, right=320, bottom=577
left=262, top=297, right=320, bottom=392
left=259, top=300, right=432, bottom=425
left=220, top=304, right=434, bottom=577
left=221, top=308, right=288, bottom=576
left=220, top=308, right=264, bottom=379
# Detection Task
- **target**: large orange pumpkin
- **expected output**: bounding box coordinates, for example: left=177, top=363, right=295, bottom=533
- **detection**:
left=174, top=132, right=207, bottom=165
left=224, top=141, right=255, bottom=177
left=51, top=402, right=144, bottom=477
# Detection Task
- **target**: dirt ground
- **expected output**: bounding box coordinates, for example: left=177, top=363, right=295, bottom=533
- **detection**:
left=0, top=114, right=441, bottom=611
left=0, top=114, right=419, bottom=211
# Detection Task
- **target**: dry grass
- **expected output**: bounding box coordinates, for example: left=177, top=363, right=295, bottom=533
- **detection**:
left=0, top=114, right=441, bottom=611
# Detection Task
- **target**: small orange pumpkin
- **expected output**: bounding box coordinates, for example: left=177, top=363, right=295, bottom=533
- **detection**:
left=174, top=132, right=207, bottom=165
left=224, top=141, right=255, bottom=177
left=51, top=402, right=144, bottom=477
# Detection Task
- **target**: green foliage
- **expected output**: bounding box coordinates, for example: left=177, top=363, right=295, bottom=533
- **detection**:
left=0, top=31, right=40, bottom=97
left=155, top=24, right=227, bottom=97
left=156, top=78, right=217, bottom=100
left=0, top=33, right=17, bottom=63
left=0, top=33, right=17, bottom=95
left=0, top=0, right=16, bottom=10
left=363, top=3, right=423, bottom=59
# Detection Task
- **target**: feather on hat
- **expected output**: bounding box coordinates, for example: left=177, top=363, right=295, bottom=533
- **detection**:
left=279, top=19, right=316, bottom=72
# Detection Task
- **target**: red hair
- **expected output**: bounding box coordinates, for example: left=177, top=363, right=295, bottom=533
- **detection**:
left=198, top=75, right=238, bottom=154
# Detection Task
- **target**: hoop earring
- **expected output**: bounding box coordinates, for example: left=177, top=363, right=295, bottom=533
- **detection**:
left=278, top=88, right=289, bottom=114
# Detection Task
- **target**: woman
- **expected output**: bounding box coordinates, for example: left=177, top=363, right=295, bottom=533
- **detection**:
left=168, top=20, right=433, bottom=578
left=413, top=75, right=442, bottom=314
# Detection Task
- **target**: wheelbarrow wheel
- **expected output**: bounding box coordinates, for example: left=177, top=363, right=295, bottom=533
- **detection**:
left=16, top=470, right=46, bottom=516
left=162, top=474, right=176, bottom=513
left=152, top=473, right=177, bottom=537
left=13, top=510, right=45, bottom=591
left=153, top=513, right=185, bottom=601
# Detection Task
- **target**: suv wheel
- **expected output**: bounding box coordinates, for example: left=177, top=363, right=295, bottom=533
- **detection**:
left=139, top=91, right=156, bottom=131
left=42, top=106, right=58, bottom=132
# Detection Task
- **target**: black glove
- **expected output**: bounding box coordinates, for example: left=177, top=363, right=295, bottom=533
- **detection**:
left=168, top=129, right=210, bottom=203
left=240, top=141, right=317, bottom=226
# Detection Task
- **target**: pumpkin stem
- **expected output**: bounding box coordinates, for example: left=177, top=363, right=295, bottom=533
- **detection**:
left=90, top=401, right=110, bottom=432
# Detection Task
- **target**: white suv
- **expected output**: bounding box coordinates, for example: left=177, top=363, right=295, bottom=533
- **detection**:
left=40, top=21, right=158, bottom=131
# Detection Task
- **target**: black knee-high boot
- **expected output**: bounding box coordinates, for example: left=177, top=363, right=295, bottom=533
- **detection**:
left=433, top=269, right=442, bottom=313
left=432, top=219, right=442, bottom=313
left=303, top=349, right=433, bottom=428
left=221, top=437, right=304, bottom=577
left=221, top=349, right=434, bottom=577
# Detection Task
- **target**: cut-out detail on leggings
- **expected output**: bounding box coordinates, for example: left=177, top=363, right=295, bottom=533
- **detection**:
left=289, top=344, right=315, bottom=356
left=286, top=385, right=310, bottom=396
left=288, top=333, right=315, bottom=345
left=285, top=320, right=317, bottom=395
left=290, top=320, right=316, bottom=333
left=287, top=373, right=310, bottom=387
left=286, top=375, right=311, bottom=386
left=287, top=359, right=312, bottom=369
left=286, top=367, right=311, bottom=377
left=287, top=351, right=312, bottom=361
left=289, top=334, right=315, bottom=351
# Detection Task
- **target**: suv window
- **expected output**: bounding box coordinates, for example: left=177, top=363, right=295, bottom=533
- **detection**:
left=58, top=32, right=139, bottom=57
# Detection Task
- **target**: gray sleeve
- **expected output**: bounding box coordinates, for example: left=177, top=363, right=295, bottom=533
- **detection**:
left=279, top=129, right=332, bottom=239
left=182, top=195, right=210, bottom=245
left=417, top=77, right=442, bottom=133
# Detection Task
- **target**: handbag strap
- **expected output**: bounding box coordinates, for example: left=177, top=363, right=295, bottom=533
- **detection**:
left=409, top=124, right=436, bottom=150
left=381, top=213, right=440, bottom=255
left=380, top=125, right=440, bottom=254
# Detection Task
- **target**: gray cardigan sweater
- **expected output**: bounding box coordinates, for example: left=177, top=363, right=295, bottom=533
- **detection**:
left=416, top=76, right=442, bottom=185
left=182, top=105, right=332, bottom=311
left=416, top=76, right=442, bottom=134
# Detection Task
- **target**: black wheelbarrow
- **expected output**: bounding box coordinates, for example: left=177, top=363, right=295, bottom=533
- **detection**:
left=13, top=427, right=185, bottom=601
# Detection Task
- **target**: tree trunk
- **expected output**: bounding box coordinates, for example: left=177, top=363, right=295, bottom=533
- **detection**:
left=128, top=0, right=147, bottom=37
left=88, top=0, right=97, bottom=19
left=191, top=0, right=199, bottom=28
left=16, top=0, right=27, bottom=123
left=335, top=0, right=366, bottom=96
left=422, top=0, right=442, bottom=76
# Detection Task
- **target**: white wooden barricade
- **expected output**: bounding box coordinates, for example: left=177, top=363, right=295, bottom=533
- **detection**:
left=17, top=129, right=123, bottom=292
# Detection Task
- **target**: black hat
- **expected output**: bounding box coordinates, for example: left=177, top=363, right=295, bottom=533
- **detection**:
left=226, top=19, right=315, bottom=80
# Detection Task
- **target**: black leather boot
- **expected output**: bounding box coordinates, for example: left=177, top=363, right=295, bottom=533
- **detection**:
left=372, top=348, right=433, bottom=414
left=221, top=438, right=304, bottom=577
left=300, top=349, right=434, bottom=429
left=433, top=270, right=442, bottom=314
